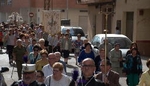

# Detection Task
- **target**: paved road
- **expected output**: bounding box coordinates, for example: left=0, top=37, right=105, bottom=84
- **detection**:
left=0, top=50, right=149, bottom=86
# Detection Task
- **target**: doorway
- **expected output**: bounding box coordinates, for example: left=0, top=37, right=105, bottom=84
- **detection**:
left=79, top=16, right=88, bottom=34
left=126, top=12, right=134, bottom=41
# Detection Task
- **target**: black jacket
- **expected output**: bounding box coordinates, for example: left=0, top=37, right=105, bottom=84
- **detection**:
left=77, top=76, right=105, bottom=86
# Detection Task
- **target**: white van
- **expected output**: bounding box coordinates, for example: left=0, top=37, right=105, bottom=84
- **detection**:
left=61, top=26, right=86, bottom=42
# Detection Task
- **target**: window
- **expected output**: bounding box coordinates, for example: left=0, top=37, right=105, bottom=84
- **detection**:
left=7, top=0, right=12, bottom=5
left=0, top=0, right=6, bottom=6
left=79, top=10, right=88, bottom=12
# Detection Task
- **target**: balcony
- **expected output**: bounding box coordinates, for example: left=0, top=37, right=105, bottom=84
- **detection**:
left=77, top=0, right=115, bottom=5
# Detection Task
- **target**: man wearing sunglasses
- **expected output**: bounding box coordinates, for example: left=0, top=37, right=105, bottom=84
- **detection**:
left=77, top=58, right=105, bottom=86
left=11, top=64, right=46, bottom=86
left=95, top=60, right=120, bottom=86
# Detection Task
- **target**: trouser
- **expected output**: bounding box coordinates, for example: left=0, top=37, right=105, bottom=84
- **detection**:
left=127, top=73, right=139, bottom=86
left=48, top=45, right=53, bottom=53
left=16, top=60, right=23, bottom=80
left=53, top=45, right=60, bottom=52
left=6, top=45, right=14, bottom=61
left=112, top=67, right=122, bottom=75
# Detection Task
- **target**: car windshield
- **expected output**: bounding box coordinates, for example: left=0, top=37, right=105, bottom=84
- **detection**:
left=61, top=28, right=85, bottom=36
left=107, top=37, right=131, bottom=49
left=70, top=28, right=85, bottom=36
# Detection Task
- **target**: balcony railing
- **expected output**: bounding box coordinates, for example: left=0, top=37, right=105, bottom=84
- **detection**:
left=77, top=0, right=114, bottom=4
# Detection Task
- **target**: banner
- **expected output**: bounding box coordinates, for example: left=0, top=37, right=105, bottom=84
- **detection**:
left=42, top=10, right=61, bottom=35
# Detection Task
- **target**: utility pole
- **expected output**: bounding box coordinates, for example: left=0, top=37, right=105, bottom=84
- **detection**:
left=66, top=0, right=68, bottom=19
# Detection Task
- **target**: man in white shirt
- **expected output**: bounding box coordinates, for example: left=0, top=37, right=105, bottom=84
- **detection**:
left=42, top=53, right=66, bottom=77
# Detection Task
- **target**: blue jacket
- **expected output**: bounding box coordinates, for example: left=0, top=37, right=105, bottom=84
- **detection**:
left=123, top=54, right=142, bottom=75
left=78, top=50, right=95, bottom=63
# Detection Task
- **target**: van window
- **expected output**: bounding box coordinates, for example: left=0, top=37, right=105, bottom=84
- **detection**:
left=71, top=28, right=85, bottom=36
left=107, top=37, right=131, bottom=49
left=61, top=27, right=85, bottom=36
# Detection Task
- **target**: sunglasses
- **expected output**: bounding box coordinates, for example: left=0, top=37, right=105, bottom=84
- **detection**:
left=23, top=72, right=34, bottom=74
left=42, top=55, right=47, bottom=58
left=34, top=49, right=39, bottom=51
left=36, top=75, right=42, bottom=78
left=82, top=64, right=95, bottom=68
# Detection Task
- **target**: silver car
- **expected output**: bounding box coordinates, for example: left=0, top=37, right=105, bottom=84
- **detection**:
left=91, top=34, right=132, bottom=57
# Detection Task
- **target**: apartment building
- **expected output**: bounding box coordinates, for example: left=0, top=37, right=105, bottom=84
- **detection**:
left=0, top=0, right=89, bottom=33
left=78, top=0, right=150, bottom=56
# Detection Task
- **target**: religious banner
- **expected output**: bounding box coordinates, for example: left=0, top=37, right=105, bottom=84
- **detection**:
left=42, top=10, right=61, bottom=35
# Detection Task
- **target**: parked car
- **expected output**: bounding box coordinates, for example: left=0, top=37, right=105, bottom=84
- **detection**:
left=91, top=34, right=132, bottom=58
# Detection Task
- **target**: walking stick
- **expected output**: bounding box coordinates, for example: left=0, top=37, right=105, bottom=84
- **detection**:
left=104, top=29, right=107, bottom=78
left=11, top=61, right=16, bottom=78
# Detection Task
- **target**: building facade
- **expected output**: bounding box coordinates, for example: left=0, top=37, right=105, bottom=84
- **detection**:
left=0, top=0, right=89, bottom=33
left=78, top=0, right=150, bottom=56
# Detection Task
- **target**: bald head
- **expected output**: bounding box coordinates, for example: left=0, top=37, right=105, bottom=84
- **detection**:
left=82, top=58, right=95, bottom=66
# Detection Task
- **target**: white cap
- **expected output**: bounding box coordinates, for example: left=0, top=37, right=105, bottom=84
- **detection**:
left=22, top=64, right=36, bottom=73
left=17, top=39, right=22, bottom=42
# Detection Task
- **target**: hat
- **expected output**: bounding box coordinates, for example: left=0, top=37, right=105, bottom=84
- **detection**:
left=22, top=64, right=36, bottom=73
left=0, top=23, right=3, bottom=27
left=114, top=43, right=120, bottom=46
left=39, top=24, right=43, bottom=27
left=77, top=34, right=81, bottom=37
left=16, top=39, right=22, bottom=43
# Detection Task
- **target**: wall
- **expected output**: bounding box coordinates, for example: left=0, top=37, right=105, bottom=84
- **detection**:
left=115, top=0, right=150, bottom=56
left=136, top=9, right=150, bottom=56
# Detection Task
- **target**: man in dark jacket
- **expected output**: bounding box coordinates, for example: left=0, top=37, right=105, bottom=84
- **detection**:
left=11, top=64, right=45, bottom=86
left=95, top=60, right=120, bottom=86
left=77, top=58, right=105, bottom=86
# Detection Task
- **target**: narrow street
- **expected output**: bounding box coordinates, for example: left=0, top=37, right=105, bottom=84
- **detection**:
left=0, top=49, right=149, bottom=86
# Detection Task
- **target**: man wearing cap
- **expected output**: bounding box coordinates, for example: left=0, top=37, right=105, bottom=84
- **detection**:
left=66, top=29, right=72, bottom=39
left=12, top=39, right=27, bottom=80
left=11, top=64, right=46, bottom=86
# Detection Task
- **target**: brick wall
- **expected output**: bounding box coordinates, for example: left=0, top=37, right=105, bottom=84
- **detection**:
left=31, top=0, right=87, bottom=8
left=137, top=40, right=150, bottom=57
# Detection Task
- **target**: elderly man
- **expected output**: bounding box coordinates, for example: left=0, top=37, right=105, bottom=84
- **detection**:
left=42, top=53, right=66, bottom=77
left=11, top=64, right=45, bottom=86
left=77, top=58, right=105, bottom=86
left=12, top=39, right=27, bottom=80
left=55, top=52, right=66, bottom=73
left=94, top=48, right=109, bottom=73
left=95, top=60, right=120, bottom=86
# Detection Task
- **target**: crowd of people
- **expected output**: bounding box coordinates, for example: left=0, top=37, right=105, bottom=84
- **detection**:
left=0, top=22, right=150, bottom=86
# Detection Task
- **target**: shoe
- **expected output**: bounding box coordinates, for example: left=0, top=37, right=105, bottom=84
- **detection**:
left=9, top=61, right=12, bottom=65
left=65, top=62, right=68, bottom=64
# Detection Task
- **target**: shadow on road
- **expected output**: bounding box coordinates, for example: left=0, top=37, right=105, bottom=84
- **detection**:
left=141, top=56, right=149, bottom=60
left=67, top=64, right=78, bottom=69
